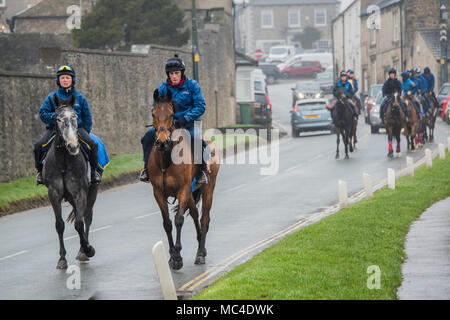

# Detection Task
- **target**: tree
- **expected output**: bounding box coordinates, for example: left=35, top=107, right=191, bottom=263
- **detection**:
left=293, top=27, right=321, bottom=49
left=72, top=0, right=190, bottom=50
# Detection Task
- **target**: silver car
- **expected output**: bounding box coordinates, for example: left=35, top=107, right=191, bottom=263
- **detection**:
left=369, top=92, right=385, bottom=133
left=290, top=98, right=334, bottom=137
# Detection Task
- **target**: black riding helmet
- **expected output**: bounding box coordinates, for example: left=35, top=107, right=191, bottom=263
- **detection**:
left=56, top=65, right=76, bottom=88
left=388, top=68, right=396, bottom=75
left=165, top=54, right=186, bottom=78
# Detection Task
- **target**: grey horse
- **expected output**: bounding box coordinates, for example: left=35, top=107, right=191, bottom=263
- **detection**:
left=42, top=93, right=97, bottom=269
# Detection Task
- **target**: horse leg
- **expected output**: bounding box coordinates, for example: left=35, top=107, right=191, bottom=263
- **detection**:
left=335, top=129, right=340, bottom=159
left=73, top=192, right=92, bottom=262
left=171, top=187, right=191, bottom=270
left=343, top=131, right=349, bottom=159
left=186, top=196, right=203, bottom=264
left=197, top=185, right=215, bottom=264
left=153, top=188, right=175, bottom=267
left=387, top=131, right=394, bottom=158
left=49, top=187, right=67, bottom=269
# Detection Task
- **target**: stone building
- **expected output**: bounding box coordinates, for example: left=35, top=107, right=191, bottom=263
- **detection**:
left=12, top=0, right=94, bottom=34
left=359, top=0, right=450, bottom=92
left=237, top=0, right=340, bottom=55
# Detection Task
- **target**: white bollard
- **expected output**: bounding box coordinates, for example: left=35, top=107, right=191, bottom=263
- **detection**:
left=338, top=180, right=348, bottom=209
left=152, top=241, right=178, bottom=300
left=388, top=168, right=395, bottom=190
left=439, top=143, right=446, bottom=159
left=406, top=157, right=414, bottom=177
left=425, top=148, right=432, bottom=168
left=363, top=173, right=373, bottom=199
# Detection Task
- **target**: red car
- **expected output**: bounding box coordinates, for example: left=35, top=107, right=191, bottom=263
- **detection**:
left=281, top=60, right=323, bottom=78
left=442, top=96, right=450, bottom=124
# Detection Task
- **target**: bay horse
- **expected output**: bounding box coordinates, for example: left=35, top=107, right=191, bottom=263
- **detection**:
left=385, top=93, right=407, bottom=158
left=403, top=95, right=419, bottom=151
left=423, top=91, right=438, bottom=142
left=148, top=89, right=220, bottom=270
left=43, top=93, right=97, bottom=269
left=333, top=87, right=355, bottom=159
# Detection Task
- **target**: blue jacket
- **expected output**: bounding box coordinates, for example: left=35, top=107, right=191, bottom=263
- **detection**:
left=422, top=73, right=435, bottom=92
left=411, top=76, right=426, bottom=94
left=154, top=76, right=206, bottom=124
left=402, top=78, right=417, bottom=96
left=348, top=78, right=358, bottom=94
left=40, top=88, right=93, bottom=133
left=333, top=80, right=354, bottom=98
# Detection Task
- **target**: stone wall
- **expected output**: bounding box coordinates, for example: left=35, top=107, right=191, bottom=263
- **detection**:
left=0, top=72, right=55, bottom=182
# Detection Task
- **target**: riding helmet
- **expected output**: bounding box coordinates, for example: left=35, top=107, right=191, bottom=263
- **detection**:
left=340, top=71, right=347, bottom=77
left=388, top=68, right=396, bottom=75
left=347, top=69, right=354, bottom=74
left=56, top=65, right=76, bottom=87
left=415, top=68, right=421, bottom=74
left=165, top=54, right=186, bottom=77
left=424, top=67, right=431, bottom=74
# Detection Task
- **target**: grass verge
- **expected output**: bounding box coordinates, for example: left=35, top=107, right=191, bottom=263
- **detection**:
left=193, top=152, right=450, bottom=300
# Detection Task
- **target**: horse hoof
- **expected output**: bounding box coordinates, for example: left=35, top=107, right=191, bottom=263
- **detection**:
left=56, top=259, right=68, bottom=269
left=388, top=153, right=393, bottom=158
left=335, top=154, right=339, bottom=160
left=76, top=252, right=90, bottom=262
left=345, top=155, right=349, bottom=159
left=169, top=258, right=183, bottom=270
left=349, top=146, right=354, bottom=153
left=195, top=256, right=206, bottom=265
left=86, top=245, right=95, bottom=258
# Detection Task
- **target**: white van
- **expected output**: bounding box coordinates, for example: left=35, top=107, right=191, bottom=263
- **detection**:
left=266, top=45, right=296, bottom=63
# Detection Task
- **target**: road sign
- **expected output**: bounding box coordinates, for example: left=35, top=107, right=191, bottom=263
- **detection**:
left=254, top=49, right=264, bottom=60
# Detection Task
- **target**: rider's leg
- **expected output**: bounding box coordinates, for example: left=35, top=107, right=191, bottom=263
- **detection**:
left=78, top=127, right=101, bottom=184
left=399, top=99, right=409, bottom=120
left=140, top=128, right=156, bottom=182
left=188, top=126, right=210, bottom=184
left=34, top=129, right=54, bottom=185
left=380, top=98, right=387, bottom=122
left=347, top=99, right=358, bottom=119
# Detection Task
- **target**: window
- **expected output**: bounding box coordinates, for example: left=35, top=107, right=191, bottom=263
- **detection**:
left=0, top=0, right=5, bottom=7
left=393, top=10, right=400, bottom=42
left=261, top=10, right=274, bottom=28
left=288, top=10, right=301, bottom=28
left=315, top=9, right=326, bottom=27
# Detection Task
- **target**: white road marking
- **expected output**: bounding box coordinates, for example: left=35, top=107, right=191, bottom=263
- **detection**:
left=0, top=250, right=29, bottom=261
left=134, top=211, right=159, bottom=220
left=64, top=225, right=111, bottom=241
left=222, top=183, right=247, bottom=193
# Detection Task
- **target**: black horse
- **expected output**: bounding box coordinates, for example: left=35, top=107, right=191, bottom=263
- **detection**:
left=43, top=93, right=97, bottom=269
left=333, top=87, right=355, bottom=159
left=385, top=93, right=407, bottom=158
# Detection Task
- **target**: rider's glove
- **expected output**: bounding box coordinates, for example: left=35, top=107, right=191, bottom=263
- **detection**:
left=174, top=117, right=187, bottom=129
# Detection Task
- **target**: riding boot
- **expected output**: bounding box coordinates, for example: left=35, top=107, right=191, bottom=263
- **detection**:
left=140, top=165, right=149, bottom=183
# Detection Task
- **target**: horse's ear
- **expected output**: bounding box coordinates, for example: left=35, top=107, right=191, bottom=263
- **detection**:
left=167, top=89, right=172, bottom=102
left=53, top=94, right=60, bottom=107
left=153, top=89, right=160, bottom=103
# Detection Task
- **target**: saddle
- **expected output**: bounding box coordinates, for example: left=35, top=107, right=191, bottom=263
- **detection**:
left=40, top=133, right=110, bottom=172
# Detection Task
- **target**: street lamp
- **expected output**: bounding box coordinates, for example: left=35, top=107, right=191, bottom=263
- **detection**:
left=440, top=1, right=448, bottom=83
left=191, top=0, right=199, bottom=82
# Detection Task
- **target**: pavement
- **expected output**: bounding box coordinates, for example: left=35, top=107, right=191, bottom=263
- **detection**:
left=398, top=197, right=450, bottom=300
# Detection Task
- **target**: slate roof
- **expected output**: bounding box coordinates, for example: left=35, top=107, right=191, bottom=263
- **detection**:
left=420, top=29, right=450, bottom=60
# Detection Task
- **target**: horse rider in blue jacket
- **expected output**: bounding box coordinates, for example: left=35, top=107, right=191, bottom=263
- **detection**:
left=380, top=68, right=407, bottom=121
left=331, top=71, right=358, bottom=120
left=140, top=55, right=210, bottom=184
left=34, top=65, right=101, bottom=185
left=402, top=70, right=423, bottom=119
left=411, top=68, right=428, bottom=116
left=422, top=67, right=437, bottom=114
left=346, top=69, right=362, bottom=114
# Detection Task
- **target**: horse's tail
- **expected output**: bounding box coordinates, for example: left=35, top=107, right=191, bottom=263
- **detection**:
left=192, top=188, right=202, bottom=206
left=66, top=209, right=76, bottom=223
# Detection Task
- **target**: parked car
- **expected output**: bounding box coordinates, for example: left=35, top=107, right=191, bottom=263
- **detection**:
left=369, top=92, right=385, bottom=133
left=363, top=84, right=383, bottom=124
left=436, top=82, right=450, bottom=112
left=281, top=60, right=323, bottom=78
left=291, top=81, right=323, bottom=107
left=290, top=98, right=334, bottom=137
left=441, top=96, right=450, bottom=124
left=266, top=45, right=296, bottom=63
left=258, top=63, right=281, bottom=84
left=253, top=92, right=272, bottom=127
left=315, top=72, right=333, bottom=94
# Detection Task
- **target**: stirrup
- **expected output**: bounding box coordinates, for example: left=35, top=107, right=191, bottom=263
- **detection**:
left=92, top=170, right=102, bottom=184
left=197, top=170, right=210, bottom=184
left=36, top=172, right=44, bottom=185
left=139, top=168, right=149, bottom=183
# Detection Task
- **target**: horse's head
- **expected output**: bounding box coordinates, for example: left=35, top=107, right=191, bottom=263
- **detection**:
left=336, top=86, right=347, bottom=103
left=53, top=93, right=79, bottom=155
left=152, top=89, right=175, bottom=152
